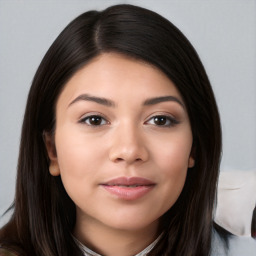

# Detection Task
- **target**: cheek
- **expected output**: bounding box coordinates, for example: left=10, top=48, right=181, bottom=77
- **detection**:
left=152, top=135, right=192, bottom=208
left=154, top=134, right=192, bottom=176
left=159, top=148, right=188, bottom=192
left=55, top=128, right=103, bottom=175
left=54, top=129, right=105, bottom=197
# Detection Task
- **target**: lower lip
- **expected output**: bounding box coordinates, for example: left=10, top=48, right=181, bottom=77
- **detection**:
left=101, top=185, right=154, bottom=201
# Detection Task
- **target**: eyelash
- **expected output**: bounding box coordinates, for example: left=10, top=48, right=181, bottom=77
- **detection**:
left=145, top=115, right=179, bottom=127
left=79, top=114, right=179, bottom=128
left=79, top=115, right=109, bottom=126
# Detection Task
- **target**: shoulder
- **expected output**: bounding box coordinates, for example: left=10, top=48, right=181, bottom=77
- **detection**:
left=211, top=231, right=256, bottom=256
left=0, top=248, right=18, bottom=256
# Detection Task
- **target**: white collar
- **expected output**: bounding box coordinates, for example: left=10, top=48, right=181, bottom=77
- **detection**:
left=73, top=234, right=162, bottom=256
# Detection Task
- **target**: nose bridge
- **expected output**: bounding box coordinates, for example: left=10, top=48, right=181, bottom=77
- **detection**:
left=109, top=119, right=148, bottom=164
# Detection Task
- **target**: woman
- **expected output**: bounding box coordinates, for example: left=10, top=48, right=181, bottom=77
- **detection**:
left=0, top=4, right=254, bottom=256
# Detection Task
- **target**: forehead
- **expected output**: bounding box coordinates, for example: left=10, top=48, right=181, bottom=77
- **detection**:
left=57, top=53, right=183, bottom=107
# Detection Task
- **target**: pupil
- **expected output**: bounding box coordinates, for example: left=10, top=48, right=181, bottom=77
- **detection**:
left=154, top=116, right=166, bottom=125
left=90, top=116, right=101, bottom=125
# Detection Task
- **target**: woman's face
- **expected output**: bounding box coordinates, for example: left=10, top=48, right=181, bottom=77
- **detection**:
left=46, top=53, right=194, bottom=233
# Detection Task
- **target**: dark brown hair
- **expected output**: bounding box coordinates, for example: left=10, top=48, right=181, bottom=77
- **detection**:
left=0, top=4, right=222, bottom=256
left=252, top=205, right=256, bottom=239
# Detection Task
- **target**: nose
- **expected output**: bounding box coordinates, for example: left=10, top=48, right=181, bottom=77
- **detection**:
left=108, top=123, right=149, bottom=165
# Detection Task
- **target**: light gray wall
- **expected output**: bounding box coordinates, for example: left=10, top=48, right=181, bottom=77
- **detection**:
left=0, top=0, right=255, bottom=226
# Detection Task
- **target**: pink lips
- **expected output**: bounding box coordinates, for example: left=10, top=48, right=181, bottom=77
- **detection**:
left=100, top=177, right=155, bottom=201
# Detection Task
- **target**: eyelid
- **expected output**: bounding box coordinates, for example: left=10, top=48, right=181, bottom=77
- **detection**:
left=144, top=113, right=180, bottom=127
left=78, top=112, right=110, bottom=125
left=78, top=111, right=108, bottom=120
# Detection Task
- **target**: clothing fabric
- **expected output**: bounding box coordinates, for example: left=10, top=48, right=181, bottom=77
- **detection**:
left=74, top=234, right=162, bottom=256
left=0, top=233, right=255, bottom=255
left=211, top=230, right=256, bottom=256
left=215, top=170, right=256, bottom=236
left=74, top=231, right=256, bottom=256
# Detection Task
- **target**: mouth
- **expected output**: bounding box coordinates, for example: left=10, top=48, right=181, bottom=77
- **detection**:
left=100, top=177, right=156, bottom=201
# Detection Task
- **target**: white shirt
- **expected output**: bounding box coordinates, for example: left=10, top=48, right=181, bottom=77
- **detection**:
left=74, top=234, right=162, bottom=256
left=74, top=231, right=256, bottom=256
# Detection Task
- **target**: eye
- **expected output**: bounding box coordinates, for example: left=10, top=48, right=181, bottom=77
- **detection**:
left=146, top=115, right=179, bottom=127
left=79, top=115, right=108, bottom=126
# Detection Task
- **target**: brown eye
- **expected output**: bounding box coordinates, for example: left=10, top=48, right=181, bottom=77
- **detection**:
left=146, top=115, right=179, bottom=127
left=153, top=116, right=168, bottom=126
left=81, top=115, right=107, bottom=126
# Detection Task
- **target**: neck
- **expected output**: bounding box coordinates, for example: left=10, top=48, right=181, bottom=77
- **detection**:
left=73, top=213, right=159, bottom=256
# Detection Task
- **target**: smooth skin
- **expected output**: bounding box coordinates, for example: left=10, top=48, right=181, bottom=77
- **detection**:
left=45, top=53, right=194, bottom=256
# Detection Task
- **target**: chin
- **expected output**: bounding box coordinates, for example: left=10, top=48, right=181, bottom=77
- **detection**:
left=103, top=214, right=159, bottom=233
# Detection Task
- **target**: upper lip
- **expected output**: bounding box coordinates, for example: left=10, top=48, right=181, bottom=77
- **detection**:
left=101, top=176, right=155, bottom=186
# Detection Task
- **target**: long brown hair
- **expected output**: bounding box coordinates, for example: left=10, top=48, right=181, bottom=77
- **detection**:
left=0, top=4, right=222, bottom=256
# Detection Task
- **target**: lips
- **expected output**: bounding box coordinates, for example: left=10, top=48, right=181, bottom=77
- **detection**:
left=100, top=177, right=155, bottom=201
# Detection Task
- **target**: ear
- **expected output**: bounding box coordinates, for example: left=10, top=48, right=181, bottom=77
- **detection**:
left=188, top=146, right=196, bottom=168
left=43, top=131, right=60, bottom=176
left=188, top=155, right=195, bottom=168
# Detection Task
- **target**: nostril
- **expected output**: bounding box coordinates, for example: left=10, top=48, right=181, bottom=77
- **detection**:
left=114, top=157, right=142, bottom=163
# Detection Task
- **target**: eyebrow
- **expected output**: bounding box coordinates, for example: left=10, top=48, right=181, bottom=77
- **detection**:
left=143, top=96, right=185, bottom=108
left=68, top=94, right=184, bottom=109
left=68, top=94, right=116, bottom=107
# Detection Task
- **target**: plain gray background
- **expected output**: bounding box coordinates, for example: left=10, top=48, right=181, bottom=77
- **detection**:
left=0, top=0, right=255, bottom=227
